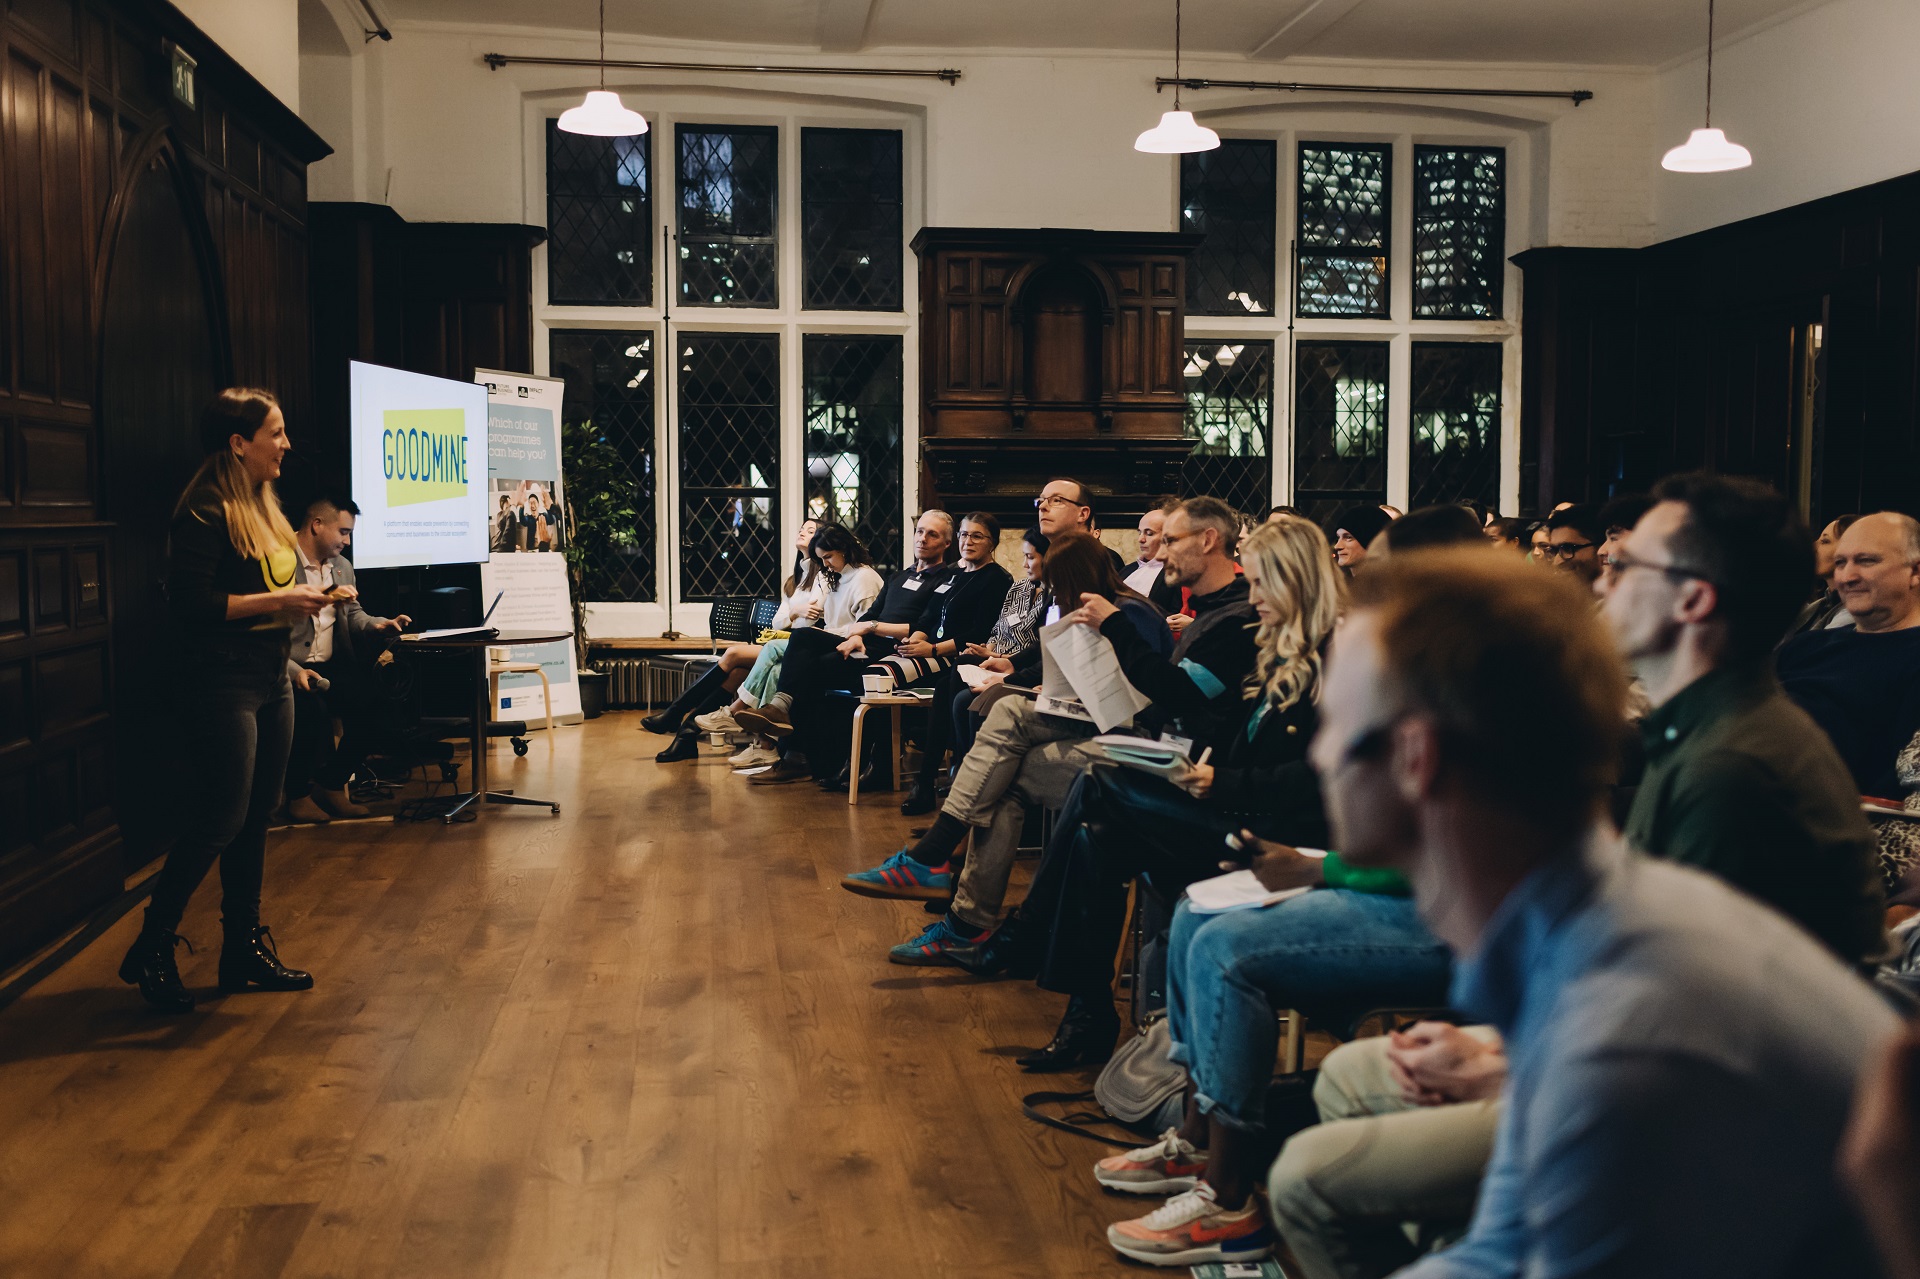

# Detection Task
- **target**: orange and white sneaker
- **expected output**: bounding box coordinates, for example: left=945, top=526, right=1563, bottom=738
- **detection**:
left=1107, top=1183, right=1273, bottom=1267
left=1095, top=1127, right=1206, bottom=1195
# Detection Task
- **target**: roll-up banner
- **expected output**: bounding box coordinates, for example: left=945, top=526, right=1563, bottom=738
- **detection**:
left=475, top=368, right=581, bottom=724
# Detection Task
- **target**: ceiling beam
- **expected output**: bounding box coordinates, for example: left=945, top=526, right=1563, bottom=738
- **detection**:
left=817, top=0, right=880, bottom=53
left=1247, top=0, right=1371, bottom=60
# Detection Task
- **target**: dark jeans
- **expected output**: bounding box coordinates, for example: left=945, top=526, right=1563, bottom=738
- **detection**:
left=285, top=658, right=371, bottom=796
left=916, top=671, right=985, bottom=788
left=145, top=645, right=295, bottom=938
left=1030, top=762, right=1239, bottom=998
left=780, top=626, right=894, bottom=780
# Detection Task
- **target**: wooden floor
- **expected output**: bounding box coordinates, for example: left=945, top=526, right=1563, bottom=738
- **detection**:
left=0, top=714, right=1166, bottom=1279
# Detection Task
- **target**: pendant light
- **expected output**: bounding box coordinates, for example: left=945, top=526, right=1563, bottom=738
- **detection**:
left=1135, top=0, right=1219, bottom=154
left=558, top=0, right=648, bottom=137
left=1661, top=0, right=1749, bottom=173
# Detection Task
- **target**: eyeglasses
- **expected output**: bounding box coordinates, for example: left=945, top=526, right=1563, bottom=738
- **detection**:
left=1608, top=550, right=1714, bottom=586
left=1543, top=542, right=1595, bottom=560
left=1034, top=494, right=1081, bottom=510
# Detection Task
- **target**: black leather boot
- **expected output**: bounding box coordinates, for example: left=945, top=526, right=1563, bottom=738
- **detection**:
left=218, top=926, right=314, bottom=993
left=1017, top=994, right=1120, bottom=1072
left=948, top=912, right=1042, bottom=979
left=640, top=666, right=728, bottom=735
left=118, top=929, right=196, bottom=1013
left=655, top=725, right=701, bottom=763
left=899, top=779, right=938, bottom=816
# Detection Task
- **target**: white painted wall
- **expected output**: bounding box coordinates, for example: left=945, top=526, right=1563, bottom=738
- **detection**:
left=1653, top=0, right=1920, bottom=240
left=174, top=0, right=302, bottom=112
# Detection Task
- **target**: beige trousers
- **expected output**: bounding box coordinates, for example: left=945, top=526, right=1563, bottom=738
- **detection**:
left=1266, top=1032, right=1501, bottom=1279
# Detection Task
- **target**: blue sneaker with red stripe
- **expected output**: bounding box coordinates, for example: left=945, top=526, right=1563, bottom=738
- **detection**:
left=841, top=849, right=954, bottom=901
left=887, top=914, right=990, bottom=966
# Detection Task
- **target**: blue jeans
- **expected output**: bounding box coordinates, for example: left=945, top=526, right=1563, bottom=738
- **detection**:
left=1166, top=890, right=1451, bottom=1132
left=740, top=637, right=787, bottom=707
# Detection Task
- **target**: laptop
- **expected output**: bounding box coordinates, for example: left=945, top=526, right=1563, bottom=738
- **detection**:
left=404, top=591, right=505, bottom=641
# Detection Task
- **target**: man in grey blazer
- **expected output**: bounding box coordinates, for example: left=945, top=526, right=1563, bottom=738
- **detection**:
left=285, top=494, right=409, bottom=822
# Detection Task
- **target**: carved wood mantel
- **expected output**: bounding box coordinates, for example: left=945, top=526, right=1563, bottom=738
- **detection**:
left=910, top=227, right=1201, bottom=523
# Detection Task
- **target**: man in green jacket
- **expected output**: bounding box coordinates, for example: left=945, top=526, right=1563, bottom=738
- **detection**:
left=1264, top=473, right=1888, bottom=1279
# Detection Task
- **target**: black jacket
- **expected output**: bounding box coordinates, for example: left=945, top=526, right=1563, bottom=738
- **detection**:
left=1100, top=575, right=1258, bottom=745
left=1210, top=693, right=1329, bottom=847
left=915, top=562, right=1013, bottom=648
left=168, top=497, right=294, bottom=662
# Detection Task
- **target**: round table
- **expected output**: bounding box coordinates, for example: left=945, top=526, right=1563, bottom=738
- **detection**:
left=396, top=629, right=572, bottom=822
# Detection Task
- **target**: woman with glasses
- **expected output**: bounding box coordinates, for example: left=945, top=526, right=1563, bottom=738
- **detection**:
left=864, top=512, right=1011, bottom=691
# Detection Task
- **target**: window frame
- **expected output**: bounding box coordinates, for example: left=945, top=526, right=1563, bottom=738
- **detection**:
left=527, top=100, right=922, bottom=633
left=1179, top=119, right=1525, bottom=517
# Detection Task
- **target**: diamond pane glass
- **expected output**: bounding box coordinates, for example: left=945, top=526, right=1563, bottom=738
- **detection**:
left=1181, top=140, right=1276, bottom=316
left=548, top=329, right=656, bottom=602
left=677, top=125, right=778, bottom=308
left=804, top=335, right=904, bottom=571
left=1294, top=342, right=1389, bottom=527
left=679, top=332, right=780, bottom=599
left=1410, top=343, right=1502, bottom=510
left=1183, top=340, right=1273, bottom=519
left=546, top=122, right=651, bottom=305
left=1414, top=147, right=1505, bottom=319
left=802, top=129, right=904, bottom=311
left=1297, top=143, right=1391, bottom=318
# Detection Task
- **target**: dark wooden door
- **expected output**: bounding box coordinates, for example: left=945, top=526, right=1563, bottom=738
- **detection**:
left=98, top=145, right=223, bottom=866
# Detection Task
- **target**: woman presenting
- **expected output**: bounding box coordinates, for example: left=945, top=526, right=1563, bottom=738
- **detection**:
left=118, top=388, right=329, bottom=1013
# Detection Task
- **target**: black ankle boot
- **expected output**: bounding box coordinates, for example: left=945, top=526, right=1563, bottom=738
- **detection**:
left=949, top=912, right=1041, bottom=979
left=218, top=926, right=313, bottom=993
left=899, top=779, right=938, bottom=816
left=655, top=726, right=701, bottom=763
left=1017, top=994, right=1120, bottom=1072
left=639, top=710, right=679, bottom=734
left=119, top=929, right=196, bottom=1013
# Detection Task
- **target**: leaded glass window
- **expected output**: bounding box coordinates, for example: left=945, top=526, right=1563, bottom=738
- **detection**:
left=1294, top=342, right=1389, bottom=526
left=1413, top=147, right=1504, bottom=319
left=546, top=122, right=651, bottom=305
left=1182, top=140, right=1276, bottom=316
left=1296, top=143, right=1391, bottom=319
left=1182, top=340, right=1273, bottom=518
left=678, top=333, right=780, bottom=599
left=802, top=129, right=904, bottom=311
left=804, top=335, right=904, bottom=570
left=548, top=330, right=656, bottom=601
left=677, top=125, right=778, bottom=308
left=1410, top=343, right=1502, bottom=510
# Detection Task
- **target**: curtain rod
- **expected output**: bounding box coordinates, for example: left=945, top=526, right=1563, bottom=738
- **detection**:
left=1155, top=77, right=1591, bottom=106
left=482, top=53, right=962, bottom=83
left=354, top=0, right=392, bottom=43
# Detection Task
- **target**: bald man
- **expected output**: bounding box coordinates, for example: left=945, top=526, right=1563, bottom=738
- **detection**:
left=1778, top=511, right=1920, bottom=799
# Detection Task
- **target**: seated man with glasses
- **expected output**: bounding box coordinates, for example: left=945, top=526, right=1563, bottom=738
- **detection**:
left=1032, top=477, right=1129, bottom=581
left=1541, top=502, right=1605, bottom=586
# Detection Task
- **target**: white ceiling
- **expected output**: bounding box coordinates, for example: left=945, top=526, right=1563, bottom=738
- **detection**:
left=382, top=0, right=1836, bottom=66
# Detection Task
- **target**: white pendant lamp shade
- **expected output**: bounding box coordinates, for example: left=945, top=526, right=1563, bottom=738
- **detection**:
left=558, top=90, right=648, bottom=137
left=558, top=0, right=647, bottom=138
left=1135, top=109, right=1219, bottom=154
left=1661, top=126, right=1750, bottom=173
left=1137, top=0, right=1217, bottom=156
left=1665, top=0, right=1750, bottom=174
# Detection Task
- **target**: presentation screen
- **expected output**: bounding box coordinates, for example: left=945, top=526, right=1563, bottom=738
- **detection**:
left=348, top=361, right=491, bottom=569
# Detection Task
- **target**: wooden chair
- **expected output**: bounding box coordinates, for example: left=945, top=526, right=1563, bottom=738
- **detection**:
left=487, top=651, right=554, bottom=734
left=846, top=691, right=925, bottom=805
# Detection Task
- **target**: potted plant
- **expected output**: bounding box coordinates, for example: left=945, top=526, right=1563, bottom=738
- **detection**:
left=560, top=416, right=642, bottom=718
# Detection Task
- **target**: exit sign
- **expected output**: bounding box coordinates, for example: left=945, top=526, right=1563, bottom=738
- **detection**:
left=169, top=43, right=196, bottom=108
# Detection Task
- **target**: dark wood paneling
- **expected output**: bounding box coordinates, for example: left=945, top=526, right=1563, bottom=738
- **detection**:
left=0, top=0, right=329, bottom=969
left=1517, top=169, right=1920, bottom=522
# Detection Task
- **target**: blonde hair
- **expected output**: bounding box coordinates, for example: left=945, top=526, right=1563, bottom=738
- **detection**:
left=1240, top=515, right=1344, bottom=712
left=173, top=387, right=296, bottom=561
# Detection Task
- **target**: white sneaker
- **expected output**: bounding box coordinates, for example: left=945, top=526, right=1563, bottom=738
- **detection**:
left=728, top=742, right=779, bottom=770
left=693, top=707, right=741, bottom=734
left=1094, top=1128, right=1206, bottom=1195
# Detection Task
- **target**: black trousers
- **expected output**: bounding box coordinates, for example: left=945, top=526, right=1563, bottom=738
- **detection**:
left=780, top=626, right=895, bottom=780
left=284, top=657, right=372, bottom=796
left=145, top=644, right=294, bottom=938
left=1029, top=762, right=1241, bottom=999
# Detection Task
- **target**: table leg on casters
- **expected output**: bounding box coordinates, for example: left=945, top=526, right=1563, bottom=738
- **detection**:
left=442, top=645, right=561, bottom=821
left=848, top=703, right=870, bottom=806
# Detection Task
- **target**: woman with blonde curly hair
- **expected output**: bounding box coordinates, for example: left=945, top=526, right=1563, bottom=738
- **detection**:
left=961, top=517, right=1349, bottom=1063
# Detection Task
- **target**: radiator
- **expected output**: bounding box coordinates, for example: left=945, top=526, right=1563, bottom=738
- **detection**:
left=594, top=654, right=717, bottom=709
left=599, top=657, right=648, bottom=709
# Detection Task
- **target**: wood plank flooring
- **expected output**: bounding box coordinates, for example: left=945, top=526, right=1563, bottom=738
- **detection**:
left=0, top=714, right=1165, bottom=1278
